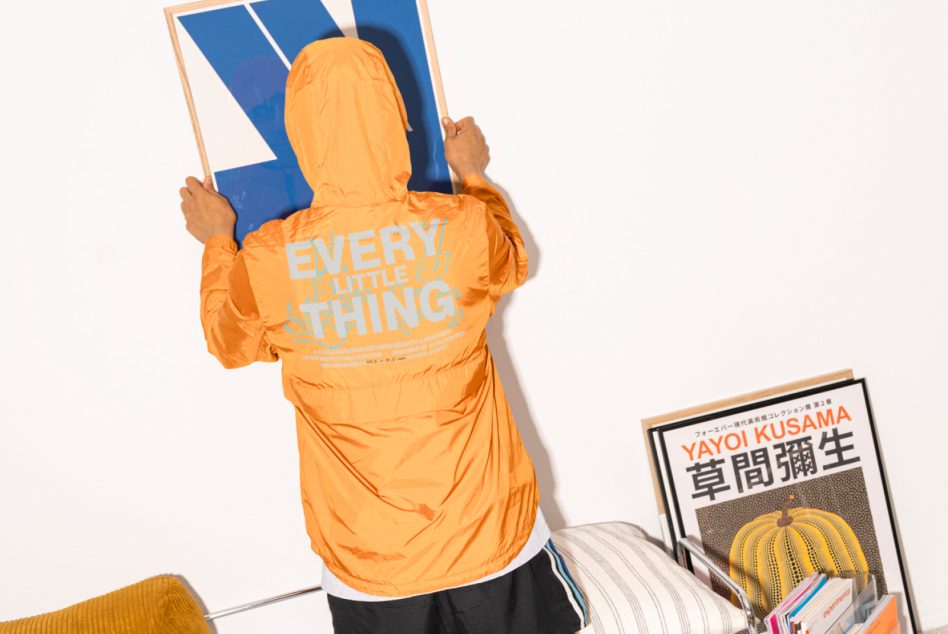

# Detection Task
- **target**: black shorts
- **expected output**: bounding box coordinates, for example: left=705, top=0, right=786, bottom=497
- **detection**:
left=327, top=540, right=589, bottom=634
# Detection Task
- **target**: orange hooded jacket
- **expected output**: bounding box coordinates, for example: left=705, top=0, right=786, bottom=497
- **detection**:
left=198, top=37, right=538, bottom=596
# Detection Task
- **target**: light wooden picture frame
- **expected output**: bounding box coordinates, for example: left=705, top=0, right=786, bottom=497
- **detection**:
left=165, top=0, right=452, bottom=244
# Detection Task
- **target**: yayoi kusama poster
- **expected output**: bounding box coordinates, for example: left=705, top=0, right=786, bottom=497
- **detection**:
left=650, top=379, right=917, bottom=632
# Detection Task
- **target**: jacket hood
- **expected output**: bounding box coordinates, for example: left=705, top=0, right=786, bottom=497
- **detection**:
left=285, top=37, right=411, bottom=207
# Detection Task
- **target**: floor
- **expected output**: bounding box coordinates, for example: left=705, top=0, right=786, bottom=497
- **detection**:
left=924, top=627, right=948, bottom=634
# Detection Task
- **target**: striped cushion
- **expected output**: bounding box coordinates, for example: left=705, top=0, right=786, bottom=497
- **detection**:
left=551, top=522, right=745, bottom=634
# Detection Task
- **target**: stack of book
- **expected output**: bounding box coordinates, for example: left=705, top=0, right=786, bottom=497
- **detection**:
left=765, top=573, right=900, bottom=634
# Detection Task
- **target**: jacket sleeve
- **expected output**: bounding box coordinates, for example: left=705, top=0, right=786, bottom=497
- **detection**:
left=461, top=174, right=529, bottom=306
left=200, top=234, right=278, bottom=369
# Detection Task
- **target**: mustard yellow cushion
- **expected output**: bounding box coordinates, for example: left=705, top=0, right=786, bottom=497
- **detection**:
left=0, top=575, right=210, bottom=634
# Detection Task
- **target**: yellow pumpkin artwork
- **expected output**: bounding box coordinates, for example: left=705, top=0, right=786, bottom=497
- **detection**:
left=728, top=495, right=870, bottom=616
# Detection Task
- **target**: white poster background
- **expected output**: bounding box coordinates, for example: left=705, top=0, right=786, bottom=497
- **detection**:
left=658, top=381, right=913, bottom=632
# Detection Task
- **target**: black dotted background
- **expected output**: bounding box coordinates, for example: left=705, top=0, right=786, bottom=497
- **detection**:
left=693, top=468, right=887, bottom=607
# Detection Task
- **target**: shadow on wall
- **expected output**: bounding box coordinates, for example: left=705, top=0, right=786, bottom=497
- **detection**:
left=483, top=179, right=568, bottom=532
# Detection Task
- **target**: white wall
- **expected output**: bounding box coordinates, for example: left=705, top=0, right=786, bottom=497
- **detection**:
left=2, top=1, right=945, bottom=631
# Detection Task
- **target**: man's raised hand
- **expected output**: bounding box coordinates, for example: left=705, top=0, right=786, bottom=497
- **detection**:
left=179, top=175, right=237, bottom=244
left=441, top=116, right=490, bottom=181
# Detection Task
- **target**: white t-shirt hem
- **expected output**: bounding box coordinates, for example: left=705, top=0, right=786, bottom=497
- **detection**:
left=321, top=506, right=552, bottom=601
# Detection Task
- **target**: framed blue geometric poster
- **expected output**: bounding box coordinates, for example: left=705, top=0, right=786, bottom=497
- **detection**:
left=165, top=0, right=452, bottom=245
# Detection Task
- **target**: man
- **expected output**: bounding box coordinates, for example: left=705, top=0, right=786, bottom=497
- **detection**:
left=178, top=37, right=587, bottom=633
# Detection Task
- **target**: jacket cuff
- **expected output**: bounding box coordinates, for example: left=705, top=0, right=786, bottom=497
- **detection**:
left=204, top=234, right=238, bottom=252
left=461, top=173, right=489, bottom=190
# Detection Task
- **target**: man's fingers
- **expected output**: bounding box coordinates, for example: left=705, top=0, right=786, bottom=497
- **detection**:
left=459, top=118, right=484, bottom=142
left=202, top=175, right=220, bottom=195
left=185, top=176, right=208, bottom=197
left=179, top=186, right=192, bottom=200
left=441, top=116, right=457, bottom=137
